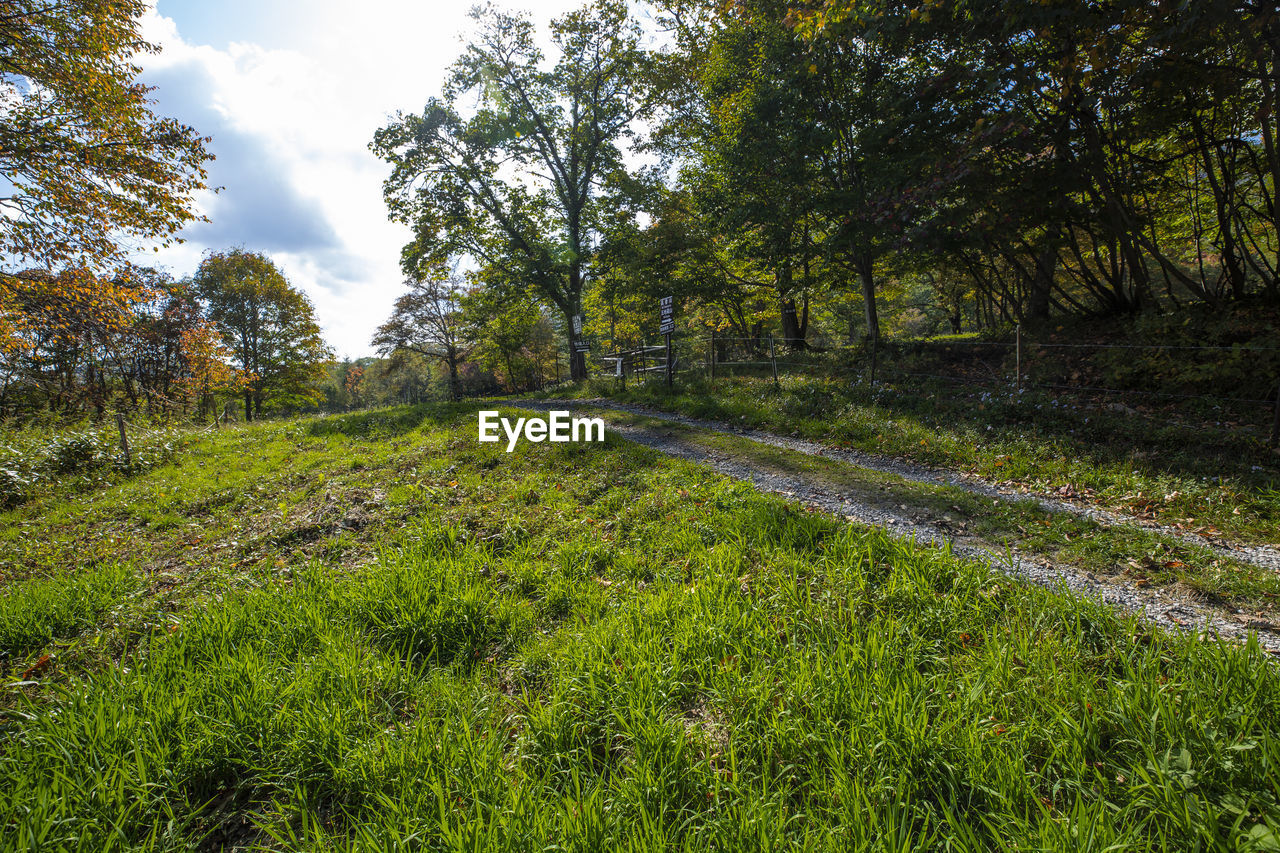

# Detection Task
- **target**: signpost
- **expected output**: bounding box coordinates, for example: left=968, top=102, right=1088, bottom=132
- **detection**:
left=564, top=313, right=588, bottom=380
left=571, top=314, right=589, bottom=356
left=659, top=296, right=675, bottom=387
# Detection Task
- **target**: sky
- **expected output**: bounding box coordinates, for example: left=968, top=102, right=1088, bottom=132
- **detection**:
left=135, top=0, right=593, bottom=359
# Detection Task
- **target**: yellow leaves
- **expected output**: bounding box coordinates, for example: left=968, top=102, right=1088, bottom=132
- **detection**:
left=1, top=0, right=212, bottom=271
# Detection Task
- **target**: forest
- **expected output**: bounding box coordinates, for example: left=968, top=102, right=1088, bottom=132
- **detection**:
left=368, top=0, right=1280, bottom=394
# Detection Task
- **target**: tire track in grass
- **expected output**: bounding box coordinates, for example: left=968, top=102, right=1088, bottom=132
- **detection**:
left=512, top=398, right=1280, bottom=657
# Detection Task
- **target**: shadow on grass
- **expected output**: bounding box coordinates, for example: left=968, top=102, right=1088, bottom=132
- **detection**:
left=612, top=375, right=1278, bottom=491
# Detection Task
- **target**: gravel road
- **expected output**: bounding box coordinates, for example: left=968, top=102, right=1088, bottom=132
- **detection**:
left=514, top=398, right=1280, bottom=657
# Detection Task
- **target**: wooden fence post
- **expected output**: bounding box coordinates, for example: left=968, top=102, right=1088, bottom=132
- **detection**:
left=1015, top=324, right=1022, bottom=393
left=115, top=411, right=131, bottom=468
left=770, top=335, right=779, bottom=386
left=710, top=329, right=716, bottom=379
left=1271, top=380, right=1280, bottom=449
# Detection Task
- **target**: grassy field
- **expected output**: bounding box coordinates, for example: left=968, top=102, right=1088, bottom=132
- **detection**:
left=555, top=374, right=1280, bottom=547
left=2, top=403, right=1280, bottom=851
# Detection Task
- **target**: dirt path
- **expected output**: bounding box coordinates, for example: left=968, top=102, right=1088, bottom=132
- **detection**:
left=515, top=398, right=1280, bottom=657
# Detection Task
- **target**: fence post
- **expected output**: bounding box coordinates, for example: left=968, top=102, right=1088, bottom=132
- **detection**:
left=770, top=335, right=779, bottom=386
left=709, top=329, right=716, bottom=379
left=115, top=411, right=131, bottom=468
left=1271, top=380, right=1280, bottom=449
left=1015, top=323, right=1022, bottom=393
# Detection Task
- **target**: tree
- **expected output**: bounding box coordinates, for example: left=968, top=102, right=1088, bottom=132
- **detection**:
left=0, top=0, right=212, bottom=273
left=652, top=0, right=934, bottom=346
left=611, top=185, right=782, bottom=348
left=376, top=351, right=434, bottom=405
left=116, top=271, right=203, bottom=412
left=372, top=0, right=649, bottom=380
left=687, top=5, right=825, bottom=348
left=193, top=250, right=333, bottom=419
left=788, top=0, right=1280, bottom=319
left=462, top=285, right=559, bottom=392
left=372, top=271, right=471, bottom=400
left=0, top=267, right=147, bottom=413
left=0, top=265, right=248, bottom=419
left=343, top=364, right=366, bottom=409
left=173, top=322, right=244, bottom=422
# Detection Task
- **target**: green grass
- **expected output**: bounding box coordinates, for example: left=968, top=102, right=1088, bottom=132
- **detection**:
left=0, top=563, right=138, bottom=661
left=546, top=374, right=1280, bottom=547
left=2, top=404, right=1280, bottom=850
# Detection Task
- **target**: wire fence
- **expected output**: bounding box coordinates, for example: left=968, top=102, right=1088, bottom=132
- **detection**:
left=600, top=329, right=1280, bottom=446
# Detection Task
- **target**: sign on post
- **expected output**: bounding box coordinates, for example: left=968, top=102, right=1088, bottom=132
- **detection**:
left=658, top=297, right=675, bottom=335
left=659, top=296, right=675, bottom=387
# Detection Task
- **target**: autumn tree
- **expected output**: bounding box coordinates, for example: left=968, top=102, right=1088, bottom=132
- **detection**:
left=115, top=271, right=203, bottom=411
left=0, top=265, right=247, bottom=419
left=344, top=364, right=366, bottom=409
left=373, top=0, right=649, bottom=380
left=0, top=0, right=211, bottom=273
left=173, top=322, right=244, bottom=422
left=0, top=1, right=212, bottom=412
left=193, top=250, right=333, bottom=420
left=0, top=267, right=149, bottom=413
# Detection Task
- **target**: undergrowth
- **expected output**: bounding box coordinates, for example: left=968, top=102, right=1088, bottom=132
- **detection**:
left=0, top=420, right=186, bottom=508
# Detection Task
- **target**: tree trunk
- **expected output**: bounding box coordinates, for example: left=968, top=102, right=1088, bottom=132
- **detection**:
left=566, top=304, right=588, bottom=382
left=858, top=253, right=880, bottom=343
left=1027, top=227, right=1059, bottom=322
left=779, top=298, right=807, bottom=350
left=447, top=347, right=461, bottom=400
left=776, top=261, right=807, bottom=350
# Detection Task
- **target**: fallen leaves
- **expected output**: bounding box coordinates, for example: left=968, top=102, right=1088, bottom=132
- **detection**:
left=20, top=654, right=53, bottom=680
